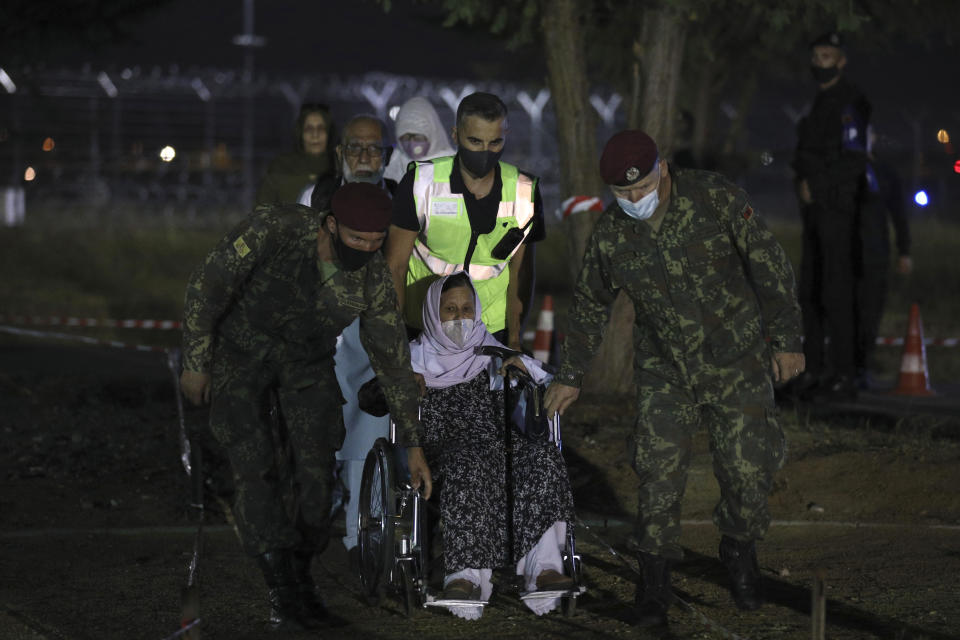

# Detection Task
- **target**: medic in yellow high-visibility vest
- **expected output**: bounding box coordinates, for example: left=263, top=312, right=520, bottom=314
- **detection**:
left=385, top=92, right=545, bottom=349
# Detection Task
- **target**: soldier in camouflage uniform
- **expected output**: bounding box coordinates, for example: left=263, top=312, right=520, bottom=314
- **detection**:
left=180, top=182, right=432, bottom=631
left=544, top=130, right=804, bottom=628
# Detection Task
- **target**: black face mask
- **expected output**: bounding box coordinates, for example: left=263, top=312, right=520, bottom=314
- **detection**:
left=810, top=65, right=840, bottom=84
left=458, top=146, right=503, bottom=177
left=332, top=227, right=376, bottom=271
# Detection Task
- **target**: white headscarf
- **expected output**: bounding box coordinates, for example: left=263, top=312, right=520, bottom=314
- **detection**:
left=409, top=273, right=552, bottom=390
left=409, top=274, right=501, bottom=389
left=384, top=97, right=456, bottom=183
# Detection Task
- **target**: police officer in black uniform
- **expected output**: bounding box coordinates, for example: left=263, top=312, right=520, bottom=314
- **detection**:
left=792, top=31, right=871, bottom=400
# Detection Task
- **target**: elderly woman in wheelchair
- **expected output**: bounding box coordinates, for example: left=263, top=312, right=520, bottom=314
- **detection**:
left=407, top=272, right=577, bottom=619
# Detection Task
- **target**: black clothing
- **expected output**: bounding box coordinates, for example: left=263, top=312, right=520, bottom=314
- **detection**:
left=391, top=156, right=546, bottom=243
left=792, top=78, right=871, bottom=380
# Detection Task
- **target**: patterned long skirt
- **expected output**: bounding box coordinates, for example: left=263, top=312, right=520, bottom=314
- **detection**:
left=420, top=370, right=575, bottom=573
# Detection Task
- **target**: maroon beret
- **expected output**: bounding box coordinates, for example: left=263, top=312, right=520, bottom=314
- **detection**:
left=599, top=130, right=659, bottom=186
left=330, top=182, right=392, bottom=232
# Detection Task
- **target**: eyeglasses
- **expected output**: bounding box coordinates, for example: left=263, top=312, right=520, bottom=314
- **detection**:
left=343, top=143, right=388, bottom=158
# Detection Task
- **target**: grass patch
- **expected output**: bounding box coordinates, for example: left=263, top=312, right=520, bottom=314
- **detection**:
left=536, top=217, right=960, bottom=383
left=2, top=217, right=958, bottom=383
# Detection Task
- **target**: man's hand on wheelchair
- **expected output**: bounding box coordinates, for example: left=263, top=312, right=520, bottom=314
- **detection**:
left=407, top=447, right=433, bottom=500
left=544, top=382, right=580, bottom=417
left=180, top=370, right=211, bottom=406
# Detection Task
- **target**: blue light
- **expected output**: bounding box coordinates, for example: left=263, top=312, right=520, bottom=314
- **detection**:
left=914, top=190, right=929, bottom=206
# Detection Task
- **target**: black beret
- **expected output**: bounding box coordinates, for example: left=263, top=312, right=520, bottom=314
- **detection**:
left=599, top=130, right=659, bottom=186
left=810, top=31, right=844, bottom=50
left=330, top=182, right=392, bottom=232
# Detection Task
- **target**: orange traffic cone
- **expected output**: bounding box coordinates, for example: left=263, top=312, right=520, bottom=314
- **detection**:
left=890, top=303, right=935, bottom=396
left=532, top=295, right=554, bottom=364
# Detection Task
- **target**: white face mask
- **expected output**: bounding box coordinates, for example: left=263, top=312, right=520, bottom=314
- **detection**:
left=441, top=319, right=474, bottom=347
left=617, top=187, right=660, bottom=220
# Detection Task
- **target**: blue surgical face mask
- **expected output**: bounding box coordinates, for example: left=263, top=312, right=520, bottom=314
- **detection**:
left=617, top=185, right=660, bottom=220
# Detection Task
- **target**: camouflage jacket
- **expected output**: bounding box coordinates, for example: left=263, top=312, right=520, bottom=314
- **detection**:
left=557, top=168, right=802, bottom=388
left=182, top=203, right=422, bottom=445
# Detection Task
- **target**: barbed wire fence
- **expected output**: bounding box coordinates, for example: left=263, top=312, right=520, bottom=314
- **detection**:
left=1, top=65, right=953, bottom=229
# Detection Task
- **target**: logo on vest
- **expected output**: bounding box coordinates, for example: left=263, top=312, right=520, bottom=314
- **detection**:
left=430, top=200, right=459, bottom=217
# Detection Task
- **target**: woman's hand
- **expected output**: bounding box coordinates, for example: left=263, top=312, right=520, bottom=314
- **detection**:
left=499, top=356, right=528, bottom=377
left=407, top=447, right=433, bottom=499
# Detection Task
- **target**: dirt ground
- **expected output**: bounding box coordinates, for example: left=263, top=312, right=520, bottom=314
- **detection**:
left=1, top=339, right=959, bottom=640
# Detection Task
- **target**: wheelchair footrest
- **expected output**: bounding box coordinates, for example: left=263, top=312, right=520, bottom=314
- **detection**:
left=519, top=585, right=587, bottom=600
left=424, top=595, right=489, bottom=609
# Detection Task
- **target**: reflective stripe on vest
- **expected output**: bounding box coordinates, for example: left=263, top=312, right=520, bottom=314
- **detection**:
left=406, top=156, right=536, bottom=332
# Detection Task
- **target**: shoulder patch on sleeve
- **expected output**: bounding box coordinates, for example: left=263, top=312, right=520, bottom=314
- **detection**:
left=742, top=205, right=754, bottom=220
left=233, top=236, right=251, bottom=258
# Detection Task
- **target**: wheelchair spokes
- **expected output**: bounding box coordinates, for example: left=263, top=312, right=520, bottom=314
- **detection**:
left=358, top=440, right=395, bottom=603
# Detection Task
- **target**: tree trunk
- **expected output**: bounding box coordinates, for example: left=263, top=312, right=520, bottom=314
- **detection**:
left=541, top=0, right=640, bottom=395
left=638, top=6, right=689, bottom=155
left=563, top=5, right=689, bottom=395
left=540, top=0, right=605, bottom=282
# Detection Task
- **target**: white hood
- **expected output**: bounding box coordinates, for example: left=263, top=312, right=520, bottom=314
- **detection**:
left=384, top=96, right=456, bottom=183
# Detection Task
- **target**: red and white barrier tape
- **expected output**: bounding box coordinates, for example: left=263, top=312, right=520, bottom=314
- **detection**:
left=2, top=316, right=956, bottom=347
left=0, top=325, right=170, bottom=352
left=521, top=330, right=958, bottom=347
left=0, top=315, right=181, bottom=329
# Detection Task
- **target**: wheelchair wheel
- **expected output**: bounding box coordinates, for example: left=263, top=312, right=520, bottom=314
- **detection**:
left=358, top=439, right=396, bottom=603
left=562, top=529, right=582, bottom=617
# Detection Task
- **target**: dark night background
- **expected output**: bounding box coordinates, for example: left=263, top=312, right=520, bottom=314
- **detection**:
left=2, top=0, right=958, bottom=217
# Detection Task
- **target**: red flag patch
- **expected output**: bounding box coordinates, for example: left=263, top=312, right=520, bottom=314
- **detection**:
left=742, top=206, right=754, bottom=220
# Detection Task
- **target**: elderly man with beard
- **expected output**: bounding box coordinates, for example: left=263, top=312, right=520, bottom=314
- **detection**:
left=295, top=113, right=402, bottom=573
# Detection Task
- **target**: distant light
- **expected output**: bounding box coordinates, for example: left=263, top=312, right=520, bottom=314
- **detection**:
left=914, top=190, right=929, bottom=206
left=760, top=151, right=774, bottom=166
left=0, top=67, right=16, bottom=94
left=24, top=167, right=36, bottom=181
left=937, top=129, right=950, bottom=144
left=159, top=145, right=176, bottom=162
left=954, top=160, right=960, bottom=174
left=97, top=71, right=118, bottom=98
left=388, top=105, right=400, bottom=121
left=232, top=34, right=266, bottom=47
left=191, top=78, right=211, bottom=102
left=42, top=137, right=55, bottom=152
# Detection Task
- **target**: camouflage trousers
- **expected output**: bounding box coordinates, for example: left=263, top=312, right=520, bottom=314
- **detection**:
left=209, top=349, right=345, bottom=557
left=630, top=359, right=785, bottom=560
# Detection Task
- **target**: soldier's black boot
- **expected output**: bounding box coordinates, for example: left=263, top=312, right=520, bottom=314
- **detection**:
left=633, top=552, right=674, bottom=628
left=718, top=536, right=764, bottom=611
left=257, top=550, right=317, bottom=631
left=292, top=549, right=330, bottom=623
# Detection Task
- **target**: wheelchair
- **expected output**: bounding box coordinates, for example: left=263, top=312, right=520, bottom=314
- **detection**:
left=356, top=345, right=584, bottom=617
